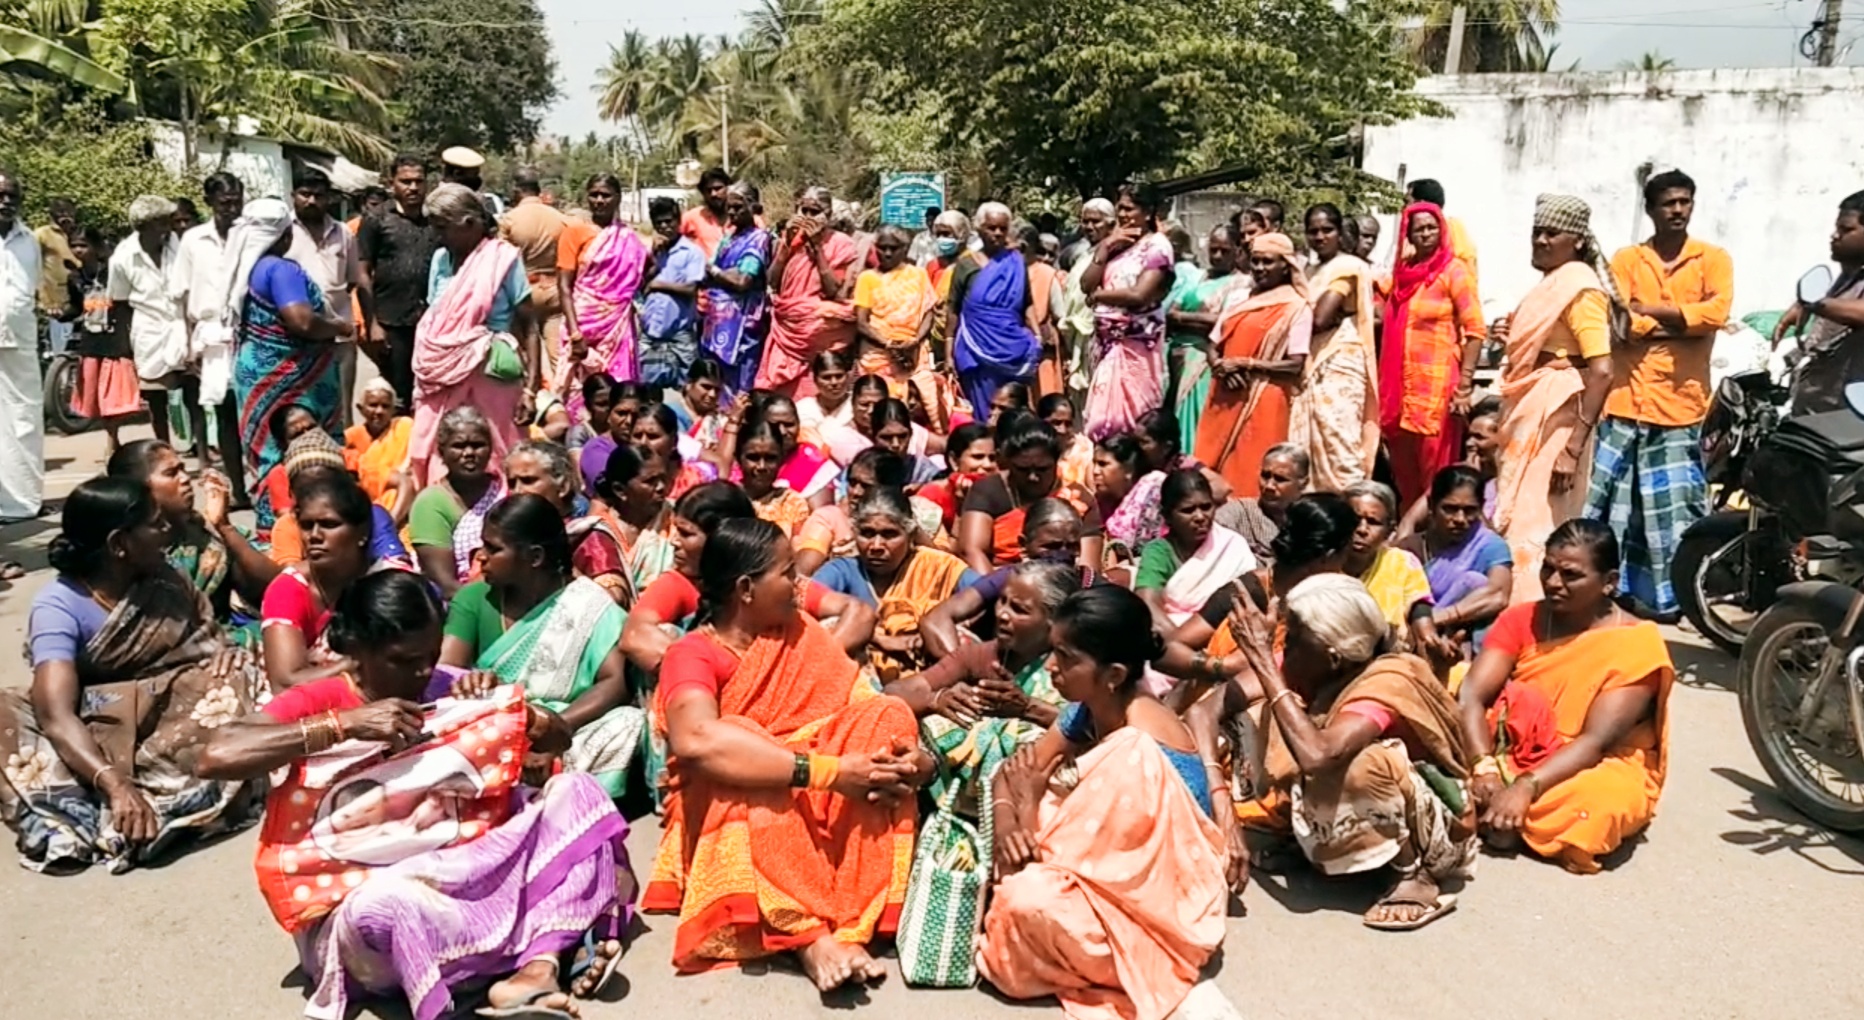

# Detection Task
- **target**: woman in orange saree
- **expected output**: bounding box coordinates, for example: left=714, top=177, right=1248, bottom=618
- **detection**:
left=755, top=185, right=859, bottom=397
left=343, top=377, right=413, bottom=521
left=1193, top=232, right=1311, bottom=499
left=1376, top=203, right=1485, bottom=506
left=1457, top=520, right=1674, bottom=874
left=1493, top=194, right=1617, bottom=601
left=645, top=518, right=928, bottom=989
left=980, top=586, right=1231, bottom=1020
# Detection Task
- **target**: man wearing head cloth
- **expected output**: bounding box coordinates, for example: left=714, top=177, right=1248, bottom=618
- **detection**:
left=111, top=194, right=205, bottom=454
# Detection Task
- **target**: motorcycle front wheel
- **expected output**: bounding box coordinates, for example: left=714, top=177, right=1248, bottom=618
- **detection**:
left=42, top=353, right=93, bottom=436
left=1737, top=592, right=1864, bottom=832
left=1675, top=512, right=1776, bottom=655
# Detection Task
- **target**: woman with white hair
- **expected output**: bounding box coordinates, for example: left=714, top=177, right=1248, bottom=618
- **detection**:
left=1232, top=572, right=1478, bottom=931
left=756, top=184, right=859, bottom=395
left=950, top=201, right=1040, bottom=415
left=1054, top=199, right=1114, bottom=405
left=219, top=196, right=354, bottom=530
left=409, top=182, right=536, bottom=486
left=108, top=194, right=199, bottom=457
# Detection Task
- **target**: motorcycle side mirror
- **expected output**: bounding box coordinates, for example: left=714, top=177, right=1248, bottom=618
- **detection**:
left=1799, top=265, right=1836, bottom=305
left=1847, top=381, right=1864, bottom=420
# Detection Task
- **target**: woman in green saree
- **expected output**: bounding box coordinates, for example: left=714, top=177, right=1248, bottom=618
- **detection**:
left=883, top=559, right=1079, bottom=815
left=1164, top=223, right=1249, bottom=450
left=106, top=439, right=280, bottom=649
left=439, top=493, right=641, bottom=797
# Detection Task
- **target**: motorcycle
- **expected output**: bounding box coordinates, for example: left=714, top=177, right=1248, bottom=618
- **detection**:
left=1736, top=271, right=1864, bottom=831
left=1674, top=266, right=1864, bottom=654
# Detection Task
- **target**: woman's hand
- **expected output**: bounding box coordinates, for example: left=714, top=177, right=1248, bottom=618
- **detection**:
left=994, top=797, right=1038, bottom=878
left=1550, top=440, right=1584, bottom=495
left=977, top=665, right=1032, bottom=720
left=333, top=318, right=356, bottom=340
left=1100, top=226, right=1142, bottom=255
left=199, top=469, right=231, bottom=528
left=1450, top=383, right=1474, bottom=417
left=873, top=632, right=923, bottom=657
left=520, top=750, right=559, bottom=786
left=931, top=683, right=988, bottom=727
left=1221, top=815, right=1251, bottom=896
left=1480, top=777, right=1536, bottom=834
left=338, top=699, right=426, bottom=748
left=996, top=744, right=1056, bottom=813
left=99, top=769, right=160, bottom=846
left=1469, top=772, right=1506, bottom=812
left=450, top=670, right=501, bottom=699
left=1227, top=581, right=1278, bottom=676
left=831, top=749, right=917, bottom=804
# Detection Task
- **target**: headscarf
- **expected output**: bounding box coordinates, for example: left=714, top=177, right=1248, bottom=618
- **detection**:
left=1248, top=232, right=1309, bottom=301
left=1284, top=573, right=1388, bottom=666
left=1387, top=202, right=1454, bottom=307
left=127, top=194, right=177, bottom=228
left=211, top=197, right=293, bottom=327
left=1532, top=193, right=1623, bottom=305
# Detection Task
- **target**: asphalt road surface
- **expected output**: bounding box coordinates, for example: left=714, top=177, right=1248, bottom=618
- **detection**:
left=3, top=428, right=1863, bottom=1020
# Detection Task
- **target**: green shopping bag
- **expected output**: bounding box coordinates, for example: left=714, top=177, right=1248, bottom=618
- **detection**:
left=896, top=721, right=1006, bottom=988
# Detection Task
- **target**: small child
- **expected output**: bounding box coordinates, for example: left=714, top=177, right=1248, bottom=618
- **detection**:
left=254, top=403, right=320, bottom=533
left=64, top=228, right=141, bottom=452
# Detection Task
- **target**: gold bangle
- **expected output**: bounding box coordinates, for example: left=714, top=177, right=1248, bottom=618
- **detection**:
left=91, top=763, right=117, bottom=787
left=806, top=753, right=840, bottom=791
left=1268, top=688, right=1305, bottom=713
left=1518, top=771, right=1542, bottom=797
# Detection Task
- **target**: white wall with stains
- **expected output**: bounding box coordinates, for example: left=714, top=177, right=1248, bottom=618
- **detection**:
left=1360, top=68, right=1864, bottom=321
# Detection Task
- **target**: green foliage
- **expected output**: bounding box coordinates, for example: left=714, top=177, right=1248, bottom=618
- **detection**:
left=1405, top=0, right=1562, bottom=73
left=0, top=107, right=196, bottom=234
left=0, top=24, right=126, bottom=94
left=376, top=0, right=559, bottom=154
left=822, top=0, right=1432, bottom=204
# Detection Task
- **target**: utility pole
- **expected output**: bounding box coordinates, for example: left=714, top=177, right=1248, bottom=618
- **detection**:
left=1816, top=0, right=1843, bottom=66
left=719, top=85, right=732, bottom=175
left=1443, top=4, right=1468, bottom=74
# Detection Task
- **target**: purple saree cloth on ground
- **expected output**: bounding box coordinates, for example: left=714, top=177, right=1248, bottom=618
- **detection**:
left=296, top=772, right=634, bottom=1020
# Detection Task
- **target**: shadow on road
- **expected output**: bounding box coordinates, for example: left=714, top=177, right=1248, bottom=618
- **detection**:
left=1670, top=638, right=1738, bottom=694
left=1713, top=765, right=1864, bottom=874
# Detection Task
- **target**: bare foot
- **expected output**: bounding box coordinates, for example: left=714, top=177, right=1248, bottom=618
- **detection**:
left=568, top=938, right=622, bottom=998
left=845, top=944, right=889, bottom=984
left=796, top=935, right=867, bottom=992
left=484, top=958, right=578, bottom=1017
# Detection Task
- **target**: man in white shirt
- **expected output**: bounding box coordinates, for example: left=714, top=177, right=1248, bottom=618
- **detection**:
left=0, top=170, right=44, bottom=540
left=172, top=171, right=249, bottom=496
left=287, top=165, right=373, bottom=424
left=109, top=194, right=198, bottom=456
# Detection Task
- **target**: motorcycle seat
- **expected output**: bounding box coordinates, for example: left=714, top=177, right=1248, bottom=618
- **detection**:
left=1770, top=410, right=1864, bottom=469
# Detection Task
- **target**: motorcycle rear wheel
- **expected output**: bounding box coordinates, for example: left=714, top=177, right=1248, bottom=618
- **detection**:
left=1675, top=512, right=1771, bottom=655
left=42, top=353, right=93, bottom=436
left=1738, top=595, right=1864, bottom=832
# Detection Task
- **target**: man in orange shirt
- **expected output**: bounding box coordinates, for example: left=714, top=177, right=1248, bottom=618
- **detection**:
left=680, top=166, right=733, bottom=258
left=1589, top=168, right=1733, bottom=621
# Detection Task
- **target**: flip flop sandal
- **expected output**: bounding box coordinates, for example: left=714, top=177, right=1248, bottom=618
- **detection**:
left=566, top=929, right=625, bottom=1000
left=0, top=562, right=26, bottom=581
left=1362, top=892, right=1458, bottom=932
left=475, top=990, right=575, bottom=1020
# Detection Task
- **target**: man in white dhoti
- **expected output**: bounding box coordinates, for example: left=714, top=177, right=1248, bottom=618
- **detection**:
left=0, top=170, right=45, bottom=576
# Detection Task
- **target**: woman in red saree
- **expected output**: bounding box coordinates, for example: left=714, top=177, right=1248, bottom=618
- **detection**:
left=1194, top=232, right=1311, bottom=499
left=559, top=173, right=649, bottom=416
left=755, top=185, right=859, bottom=397
left=1377, top=203, right=1486, bottom=505
left=645, top=517, right=929, bottom=989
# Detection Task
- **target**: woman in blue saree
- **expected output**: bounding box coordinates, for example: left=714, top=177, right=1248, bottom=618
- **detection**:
left=218, top=198, right=353, bottom=531
left=699, top=182, right=772, bottom=398
left=950, top=202, right=1040, bottom=416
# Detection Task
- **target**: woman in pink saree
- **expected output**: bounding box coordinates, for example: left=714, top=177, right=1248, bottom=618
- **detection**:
left=1082, top=184, right=1174, bottom=440
left=409, top=184, right=537, bottom=486
left=560, top=173, right=648, bottom=418
left=755, top=185, right=859, bottom=397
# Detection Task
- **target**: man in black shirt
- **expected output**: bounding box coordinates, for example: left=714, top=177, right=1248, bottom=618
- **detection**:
left=358, top=153, right=438, bottom=411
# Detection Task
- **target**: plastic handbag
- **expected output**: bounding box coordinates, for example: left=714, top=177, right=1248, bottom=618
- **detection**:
left=484, top=333, right=525, bottom=382
left=896, top=720, right=1008, bottom=988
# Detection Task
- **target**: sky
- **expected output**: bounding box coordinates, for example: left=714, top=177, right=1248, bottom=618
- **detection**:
left=536, top=0, right=1864, bottom=140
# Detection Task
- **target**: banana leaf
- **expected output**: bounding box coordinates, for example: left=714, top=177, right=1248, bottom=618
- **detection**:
left=0, top=26, right=127, bottom=95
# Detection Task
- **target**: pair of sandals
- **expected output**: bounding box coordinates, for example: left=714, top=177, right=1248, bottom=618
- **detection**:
left=476, top=932, right=625, bottom=1019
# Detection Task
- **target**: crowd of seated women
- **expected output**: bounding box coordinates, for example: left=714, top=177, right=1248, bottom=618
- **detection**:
left=0, top=353, right=1675, bottom=1020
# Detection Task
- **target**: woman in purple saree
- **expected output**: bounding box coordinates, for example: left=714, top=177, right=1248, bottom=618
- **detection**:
left=1399, top=464, right=1514, bottom=658
left=699, top=182, right=772, bottom=398
left=198, top=571, right=633, bottom=1020
left=951, top=202, right=1040, bottom=416
left=561, top=173, right=649, bottom=418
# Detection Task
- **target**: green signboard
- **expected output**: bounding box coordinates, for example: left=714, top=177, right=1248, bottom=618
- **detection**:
left=880, top=171, right=946, bottom=228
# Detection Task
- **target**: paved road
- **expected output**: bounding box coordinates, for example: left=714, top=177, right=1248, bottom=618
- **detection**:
left=3, top=427, right=1864, bottom=1020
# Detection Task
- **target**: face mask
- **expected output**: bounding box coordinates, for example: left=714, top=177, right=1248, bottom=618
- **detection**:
left=935, top=237, right=962, bottom=258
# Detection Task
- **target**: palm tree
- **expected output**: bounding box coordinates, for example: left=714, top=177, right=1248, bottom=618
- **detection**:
left=1408, top=0, right=1562, bottom=73
left=1523, top=38, right=1580, bottom=72
left=745, top=0, right=822, bottom=53
left=594, top=29, right=654, bottom=123
left=1621, top=50, right=1676, bottom=72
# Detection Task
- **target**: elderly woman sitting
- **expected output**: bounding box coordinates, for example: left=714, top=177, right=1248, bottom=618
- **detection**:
left=2, top=478, right=267, bottom=873
left=1343, top=479, right=1439, bottom=652
left=1234, top=574, right=1478, bottom=931
left=409, top=406, right=504, bottom=598
left=408, top=183, right=538, bottom=486
left=1215, top=442, right=1311, bottom=566
left=812, top=487, right=978, bottom=682
left=198, top=570, right=632, bottom=1020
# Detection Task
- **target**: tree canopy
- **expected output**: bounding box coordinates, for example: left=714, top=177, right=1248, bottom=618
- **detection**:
left=374, top=0, right=559, bottom=154
left=821, top=0, right=1434, bottom=202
